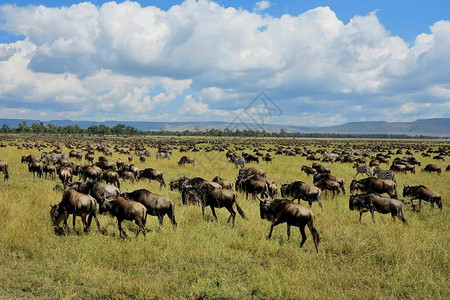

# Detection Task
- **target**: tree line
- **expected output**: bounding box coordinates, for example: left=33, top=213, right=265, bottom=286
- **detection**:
left=0, top=121, right=445, bottom=139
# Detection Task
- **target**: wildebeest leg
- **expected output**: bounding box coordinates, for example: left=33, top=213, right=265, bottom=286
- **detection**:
left=318, top=200, right=323, bottom=210
left=117, top=219, right=127, bottom=238
left=72, top=214, right=77, bottom=230
left=267, top=219, right=282, bottom=239
left=63, top=211, right=70, bottom=235
left=211, top=207, right=218, bottom=221
left=225, top=206, right=236, bottom=227
left=359, top=211, right=363, bottom=223
left=158, top=215, right=164, bottom=226
left=135, top=220, right=146, bottom=238
left=299, top=225, right=307, bottom=248
left=370, top=210, right=375, bottom=223
left=81, top=214, right=88, bottom=232
left=418, top=199, right=422, bottom=212
left=287, top=225, right=291, bottom=240
left=246, top=191, right=249, bottom=200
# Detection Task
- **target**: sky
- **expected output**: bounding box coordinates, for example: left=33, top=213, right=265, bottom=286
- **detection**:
left=0, top=0, right=449, bottom=126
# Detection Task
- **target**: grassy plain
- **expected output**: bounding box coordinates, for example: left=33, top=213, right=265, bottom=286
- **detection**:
left=0, top=136, right=448, bottom=299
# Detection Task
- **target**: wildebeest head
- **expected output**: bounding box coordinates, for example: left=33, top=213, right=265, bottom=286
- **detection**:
left=280, top=184, right=289, bottom=198
left=349, top=195, right=357, bottom=211
left=99, top=198, right=115, bottom=214
left=258, top=192, right=276, bottom=220
left=50, top=204, right=65, bottom=226
left=169, top=179, right=180, bottom=191
left=403, top=185, right=411, bottom=197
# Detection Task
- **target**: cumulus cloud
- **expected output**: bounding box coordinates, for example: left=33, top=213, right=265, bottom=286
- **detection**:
left=0, top=0, right=449, bottom=125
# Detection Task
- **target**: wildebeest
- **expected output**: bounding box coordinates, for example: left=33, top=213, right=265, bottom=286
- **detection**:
left=28, top=162, right=44, bottom=178
left=301, top=165, right=317, bottom=176
left=69, top=180, right=121, bottom=204
left=237, top=178, right=268, bottom=200
left=403, top=185, right=442, bottom=212
left=350, top=177, right=398, bottom=199
left=312, top=173, right=345, bottom=195
left=122, top=189, right=177, bottom=230
left=178, top=156, right=195, bottom=166
left=422, top=164, right=441, bottom=174
left=311, top=163, right=330, bottom=174
left=0, top=160, right=9, bottom=181
left=238, top=167, right=266, bottom=178
left=82, top=165, right=102, bottom=181
left=103, top=170, right=120, bottom=189
left=212, top=176, right=233, bottom=189
left=188, top=184, right=247, bottom=227
left=349, top=193, right=408, bottom=224
left=140, top=168, right=166, bottom=187
left=58, top=166, right=73, bottom=187
left=315, top=179, right=340, bottom=199
left=21, top=154, right=40, bottom=164
left=100, top=196, right=147, bottom=238
left=50, top=189, right=102, bottom=234
left=280, top=181, right=322, bottom=209
left=259, top=196, right=320, bottom=252
left=43, top=164, right=56, bottom=180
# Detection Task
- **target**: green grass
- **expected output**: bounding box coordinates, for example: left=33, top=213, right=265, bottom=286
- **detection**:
left=0, top=137, right=449, bottom=299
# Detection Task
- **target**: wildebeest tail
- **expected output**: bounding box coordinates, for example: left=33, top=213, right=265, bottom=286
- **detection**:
left=4, top=165, right=9, bottom=180
left=234, top=194, right=247, bottom=220
left=170, top=202, right=177, bottom=228
left=399, top=206, right=408, bottom=225
left=142, top=207, right=147, bottom=227
left=116, top=177, right=120, bottom=189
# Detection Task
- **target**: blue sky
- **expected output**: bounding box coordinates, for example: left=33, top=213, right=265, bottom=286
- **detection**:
left=0, top=0, right=449, bottom=125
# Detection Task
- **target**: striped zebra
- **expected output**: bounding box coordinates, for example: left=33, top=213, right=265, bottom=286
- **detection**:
left=352, top=163, right=371, bottom=178
left=372, top=167, right=396, bottom=182
left=230, top=155, right=245, bottom=168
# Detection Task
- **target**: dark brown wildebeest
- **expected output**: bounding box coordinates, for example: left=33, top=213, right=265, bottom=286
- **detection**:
left=349, top=193, right=408, bottom=224
left=28, top=162, right=44, bottom=178
left=50, top=189, right=102, bottom=234
left=21, top=154, right=39, bottom=164
left=280, top=181, right=322, bottom=209
left=313, top=173, right=346, bottom=195
left=212, top=176, right=233, bottom=190
left=369, top=159, right=380, bottom=167
left=0, top=160, right=9, bottom=181
left=263, top=154, right=273, bottom=163
left=301, top=165, right=317, bottom=176
left=121, top=170, right=135, bottom=183
left=140, top=168, right=166, bottom=188
left=350, top=177, right=398, bottom=199
left=43, top=164, right=56, bottom=180
left=239, top=178, right=268, bottom=200
left=178, top=156, right=195, bottom=166
left=422, top=164, right=441, bottom=174
left=188, top=185, right=247, bottom=227
left=315, top=179, right=340, bottom=199
left=100, top=196, right=147, bottom=238
left=446, top=165, right=450, bottom=171
left=311, top=163, right=330, bottom=174
left=58, top=166, right=73, bottom=187
left=403, top=185, right=442, bottom=212
left=122, top=189, right=177, bottom=230
left=82, top=165, right=102, bottom=181
left=85, top=153, right=94, bottom=163
left=69, top=180, right=120, bottom=204
left=259, top=196, right=320, bottom=252
left=103, top=170, right=120, bottom=189
left=433, top=155, right=445, bottom=161
left=390, top=163, right=407, bottom=173
left=139, top=155, right=146, bottom=163
left=238, top=167, right=266, bottom=179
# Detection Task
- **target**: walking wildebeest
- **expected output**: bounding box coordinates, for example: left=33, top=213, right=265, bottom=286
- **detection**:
left=0, top=160, right=9, bottom=181
left=212, top=176, right=233, bottom=190
left=178, top=156, right=195, bottom=166
left=28, top=162, right=44, bottom=178
left=350, top=177, right=398, bottom=199
left=43, top=164, right=56, bottom=180
left=140, top=168, right=166, bottom=188
left=188, top=184, right=247, bottom=227
left=58, top=166, right=73, bottom=187
left=259, top=196, right=320, bottom=252
left=311, top=163, right=330, bottom=174
left=315, top=179, right=340, bottom=199
left=122, top=189, right=177, bottom=230
left=349, top=193, right=408, bottom=224
left=313, top=173, right=346, bottom=195
left=301, top=165, right=317, bottom=176
left=403, top=185, right=442, bottom=212
left=103, top=170, right=120, bottom=189
left=50, top=189, right=102, bottom=234
left=100, top=196, right=147, bottom=238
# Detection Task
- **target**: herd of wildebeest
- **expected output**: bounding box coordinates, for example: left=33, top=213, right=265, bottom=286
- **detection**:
left=0, top=137, right=448, bottom=253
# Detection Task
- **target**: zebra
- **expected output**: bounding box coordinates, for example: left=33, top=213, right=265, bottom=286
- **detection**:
left=372, top=167, right=396, bottom=182
left=352, top=163, right=371, bottom=178
left=156, top=152, right=171, bottom=160
left=41, top=152, right=68, bottom=164
left=230, top=155, right=245, bottom=168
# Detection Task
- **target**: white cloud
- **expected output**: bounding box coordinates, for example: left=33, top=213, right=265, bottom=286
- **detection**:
left=0, top=1, right=449, bottom=125
left=254, top=1, right=271, bottom=12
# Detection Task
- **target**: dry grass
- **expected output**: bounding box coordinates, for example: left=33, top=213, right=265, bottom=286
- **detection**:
left=0, top=136, right=449, bottom=299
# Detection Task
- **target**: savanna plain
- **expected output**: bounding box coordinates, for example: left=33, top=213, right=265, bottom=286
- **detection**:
left=0, top=136, right=448, bottom=300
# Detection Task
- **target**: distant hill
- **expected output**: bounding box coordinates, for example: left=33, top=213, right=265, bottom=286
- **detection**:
left=0, top=118, right=448, bottom=137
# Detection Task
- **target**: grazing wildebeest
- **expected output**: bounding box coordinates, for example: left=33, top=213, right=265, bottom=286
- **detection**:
left=241, top=178, right=268, bottom=200
left=140, top=168, right=166, bottom=187
left=315, top=179, right=340, bottom=199
left=69, top=180, right=121, bottom=204
left=100, top=196, right=147, bottom=238
left=212, top=176, right=233, bottom=190
left=311, top=163, right=330, bottom=174
left=189, top=185, right=247, bottom=227
left=28, top=162, right=44, bottom=178
left=103, top=170, right=120, bottom=189
left=50, top=189, right=102, bottom=234
left=238, top=167, right=266, bottom=178
left=0, top=160, right=9, bottom=181
left=21, top=154, right=40, bottom=164
left=280, top=181, right=322, bottom=209
left=122, top=189, right=177, bottom=230
left=403, top=185, right=442, bottom=212
left=301, top=165, right=317, bottom=176
left=422, top=164, right=441, bottom=174
left=312, top=173, right=345, bottom=195
left=390, top=164, right=407, bottom=173
left=259, top=196, right=320, bottom=252
left=82, top=165, right=102, bottom=181
left=178, top=156, right=195, bottom=166
left=350, top=177, right=398, bottom=199
left=121, top=170, right=135, bottom=183
left=349, top=193, right=408, bottom=224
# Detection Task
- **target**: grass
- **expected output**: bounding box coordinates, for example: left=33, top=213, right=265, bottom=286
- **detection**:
left=0, top=136, right=449, bottom=299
